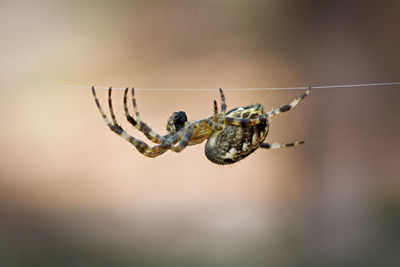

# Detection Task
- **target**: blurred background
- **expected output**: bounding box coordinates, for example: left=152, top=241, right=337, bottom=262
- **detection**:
left=1, top=0, right=400, bottom=266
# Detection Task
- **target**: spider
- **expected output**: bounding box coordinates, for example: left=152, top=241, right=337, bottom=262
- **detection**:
left=91, top=86, right=311, bottom=165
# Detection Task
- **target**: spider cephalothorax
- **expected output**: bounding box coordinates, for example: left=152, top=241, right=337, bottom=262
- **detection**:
left=92, top=86, right=310, bottom=165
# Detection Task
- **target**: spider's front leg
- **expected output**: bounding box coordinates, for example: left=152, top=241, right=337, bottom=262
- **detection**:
left=123, top=88, right=166, bottom=144
left=169, top=119, right=222, bottom=152
left=121, top=125, right=190, bottom=158
left=92, top=86, right=188, bottom=158
left=169, top=124, right=196, bottom=152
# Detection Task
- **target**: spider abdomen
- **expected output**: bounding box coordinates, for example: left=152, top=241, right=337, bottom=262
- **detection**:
left=205, top=104, right=269, bottom=165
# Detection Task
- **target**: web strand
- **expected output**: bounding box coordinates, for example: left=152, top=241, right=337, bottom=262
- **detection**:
left=32, top=81, right=400, bottom=91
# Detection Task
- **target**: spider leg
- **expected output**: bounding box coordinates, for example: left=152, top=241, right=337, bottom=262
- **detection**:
left=92, top=86, right=186, bottom=158
left=200, top=118, right=223, bottom=131
left=260, top=141, right=305, bottom=149
left=130, top=87, right=142, bottom=120
left=221, top=87, right=311, bottom=127
left=118, top=126, right=188, bottom=157
left=116, top=124, right=188, bottom=156
left=213, top=100, right=218, bottom=115
left=219, top=88, right=227, bottom=114
left=123, top=87, right=137, bottom=126
left=92, top=86, right=114, bottom=127
left=123, top=88, right=164, bottom=144
left=92, top=86, right=124, bottom=135
left=169, top=124, right=196, bottom=152
left=266, top=86, right=311, bottom=117
left=118, top=130, right=172, bottom=157
left=222, top=116, right=267, bottom=127
left=126, top=126, right=187, bottom=157
left=217, top=88, right=228, bottom=126
left=108, top=87, right=119, bottom=125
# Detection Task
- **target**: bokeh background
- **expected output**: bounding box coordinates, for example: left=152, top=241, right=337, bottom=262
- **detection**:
left=1, top=1, right=400, bottom=266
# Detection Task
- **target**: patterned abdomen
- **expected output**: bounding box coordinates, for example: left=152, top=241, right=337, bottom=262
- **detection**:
left=205, top=104, right=269, bottom=165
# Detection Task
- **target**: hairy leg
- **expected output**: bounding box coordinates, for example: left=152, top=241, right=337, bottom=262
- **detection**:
left=213, top=100, right=218, bottom=115
left=123, top=88, right=164, bottom=144
left=260, top=141, right=305, bottom=149
left=266, top=87, right=311, bottom=117
left=92, top=86, right=184, bottom=158
left=221, top=87, right=311, bottom=127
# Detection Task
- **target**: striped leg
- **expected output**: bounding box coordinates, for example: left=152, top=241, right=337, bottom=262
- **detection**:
left=118, top=130, right=172, bottom=158
left=92, top=86, right=114, bottom=129
left=92, top=86, right=131, bottom=137
left=217, top=87, right=269, bottom=128
left=218, top=88, right=228, bottom=126
left=123, top=87, right=138, bottom=126
left=123, top=88, right=164, bottom=144
left=260, top=141, right=305, bottom=149
left=123, top=123, right=192, bottom=155
left=219, top=88, right=227, bottom=114
left=266, top=87, right=311, bottom=117
left=130, top=125, right=188, bottom=157
left=166, top=119, right=221, bottom=150
left=169, top=120, right=221, bottom=153
left=213, top=100, right=218, bottom=115
left=108, top=87, right=119, bottom=125
left=222, top=115, right=268, bottom=127
left=119, top=126, right=189, bottom=157
left=170, top=124, right=196, bottom=152
left=199, top=119, right=223, bottom=131
left=131, top=87, right=142, bottom=120
left=221, top=87, right=311, bottom=127
left=92, top=86, right=182, bottom=158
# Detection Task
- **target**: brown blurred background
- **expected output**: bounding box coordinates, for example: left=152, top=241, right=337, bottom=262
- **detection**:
left=1, top=0, right=400, bottom=266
